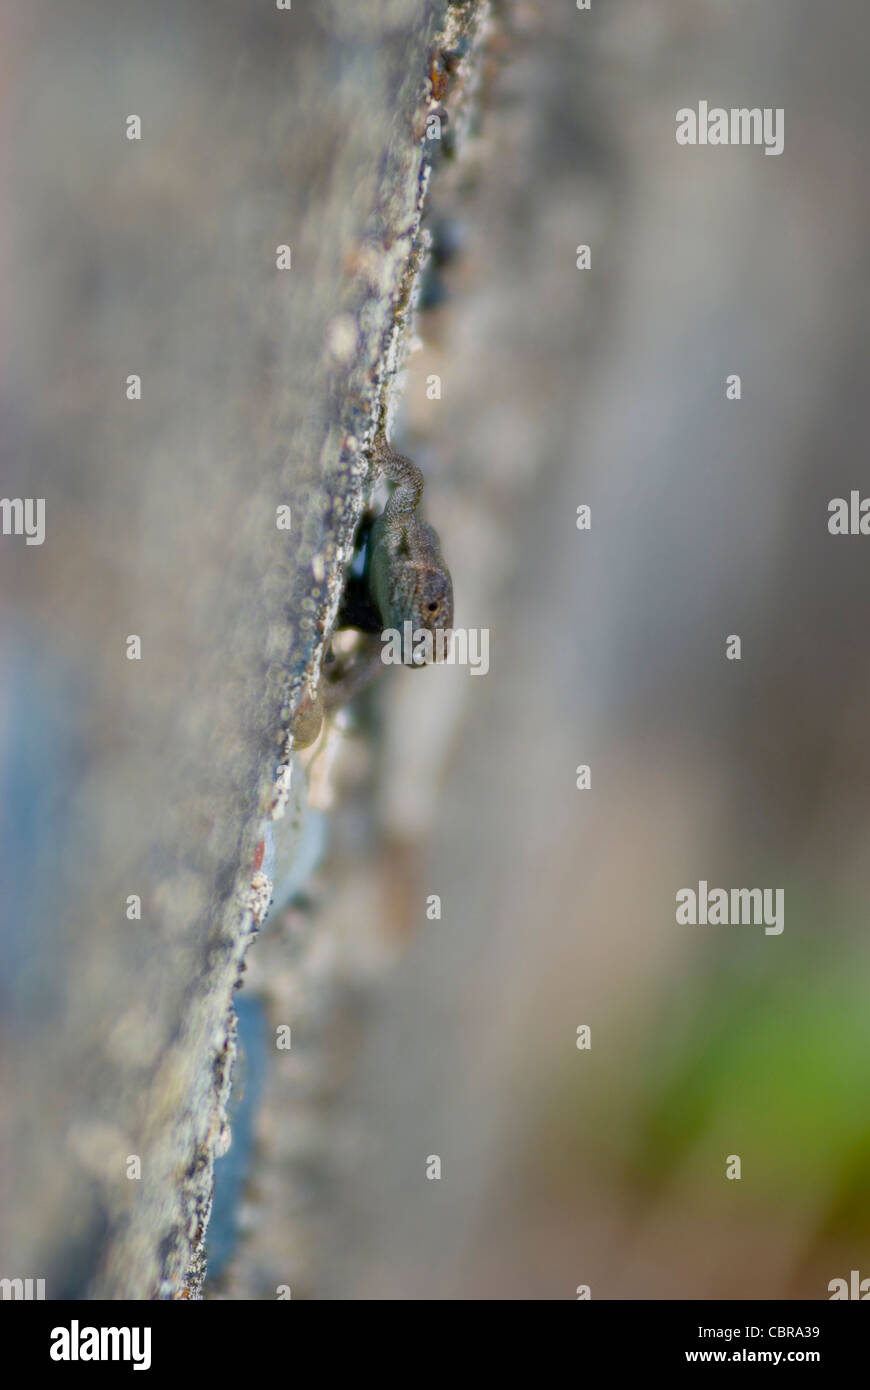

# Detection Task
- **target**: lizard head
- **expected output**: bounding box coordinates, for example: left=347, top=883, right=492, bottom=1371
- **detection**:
left=407, top=561, right=454, bottom=658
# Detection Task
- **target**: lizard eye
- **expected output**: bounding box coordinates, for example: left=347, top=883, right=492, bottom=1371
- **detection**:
left=427, top=600, right=439, bottom=613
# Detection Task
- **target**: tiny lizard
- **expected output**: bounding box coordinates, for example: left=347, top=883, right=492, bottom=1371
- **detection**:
left=366, top=429, right=454, bottom=638
left=291, top=430, right=454, bottom=748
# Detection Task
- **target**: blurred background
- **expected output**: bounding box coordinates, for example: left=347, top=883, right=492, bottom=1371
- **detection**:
left=3, top=0, right=870, bottom=1299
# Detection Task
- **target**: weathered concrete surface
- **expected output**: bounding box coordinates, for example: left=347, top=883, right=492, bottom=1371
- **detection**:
left=218, top=0, right=870, bottom=1301
left=0, top=0, right=486, bottom=1298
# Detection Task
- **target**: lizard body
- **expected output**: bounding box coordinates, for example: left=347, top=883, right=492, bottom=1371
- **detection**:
left=291, top=431, right=453, bottom=748
left=366, top=431, right=454, bottom=637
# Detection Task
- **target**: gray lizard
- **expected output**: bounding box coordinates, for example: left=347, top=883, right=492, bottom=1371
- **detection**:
left=291, top=429, right=453, bottom=748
